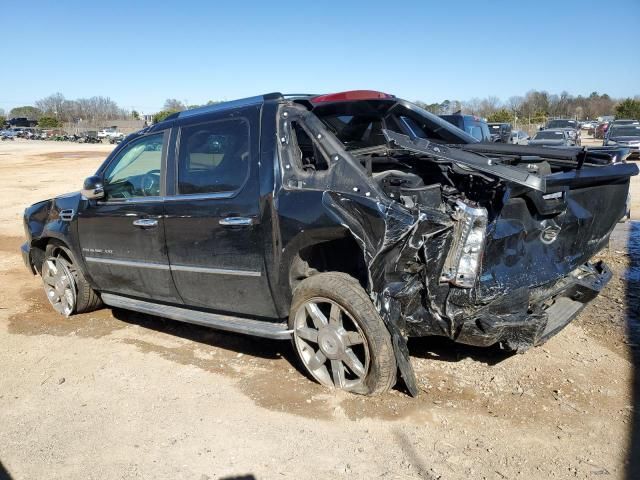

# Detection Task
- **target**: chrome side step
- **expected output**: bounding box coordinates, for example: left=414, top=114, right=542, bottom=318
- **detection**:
left=101, top=293, right=292, bottom=340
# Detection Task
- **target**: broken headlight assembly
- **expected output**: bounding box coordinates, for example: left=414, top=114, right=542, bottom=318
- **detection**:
left=440, top=200, right=488, bottom=288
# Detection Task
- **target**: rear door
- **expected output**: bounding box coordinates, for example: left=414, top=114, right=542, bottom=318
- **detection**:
left=78, top=129, right=180, bottom=303
left=163, top=105, right=278, bottom=318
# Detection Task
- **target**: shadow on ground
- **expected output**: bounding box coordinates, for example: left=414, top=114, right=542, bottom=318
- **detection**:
left=110, top=305, right=517, bottom=398
left=0, top=461, right=12, bottom=480
left=409, top=335, right=515, bottom=366
left=111, top=307, right=294, bottom=362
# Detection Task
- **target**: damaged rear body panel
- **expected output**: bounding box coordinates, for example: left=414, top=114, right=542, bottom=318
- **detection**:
left=276, top=99, right=637, bottom=395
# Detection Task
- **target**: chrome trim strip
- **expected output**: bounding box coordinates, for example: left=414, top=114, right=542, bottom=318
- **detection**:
left=85, top=257, right=170, bottom=270
left=96, top=192, right=237, bottom=204
left=164, top=192, right=235, bottom=201
left=85, top=257, right=261, bottom=277
left=97, top=195, right=164, bottom=205
left=170, top=264, right=262, bottom=277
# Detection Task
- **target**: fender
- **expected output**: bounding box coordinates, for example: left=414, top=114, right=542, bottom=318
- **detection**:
left=23, top=192, right=95, bottom=285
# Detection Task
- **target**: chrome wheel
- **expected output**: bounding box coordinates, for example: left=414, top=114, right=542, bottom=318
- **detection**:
left=42, top=255, right=77, bottom=317
left=293, top=297, right=370, bottom=391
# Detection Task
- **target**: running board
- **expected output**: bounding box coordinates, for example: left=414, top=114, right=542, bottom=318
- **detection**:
left=101, top=293, right=292, bottom=340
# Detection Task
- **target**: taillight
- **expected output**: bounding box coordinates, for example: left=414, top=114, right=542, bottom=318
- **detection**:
left=310, top=90, right=394, bottom=104
left=440, top=200, right=488, bottom=288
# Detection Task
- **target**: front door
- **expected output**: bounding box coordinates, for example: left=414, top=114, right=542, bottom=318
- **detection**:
left=163, top=109, right=278, bottom=318
left=78, top=130, right=180, bottom=303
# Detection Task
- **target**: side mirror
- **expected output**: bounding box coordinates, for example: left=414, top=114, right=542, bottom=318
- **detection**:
left=82, top=175, right=104, bottom=200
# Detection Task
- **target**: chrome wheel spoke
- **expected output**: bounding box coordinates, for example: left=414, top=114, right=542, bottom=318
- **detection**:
left=294, top=297, right=370, bottom=391
left=331, top=360, right=346, bottom=388
left=42, top=255, right=76, bottom=317
left=344, top=331, right=364, bottom=346
left=305, top=302, right=328, bottom=329
left=307, top=350, right=327, bottom=371
left=46, top=259, right=57, bottom=275
left=296, top=327, right=319, bottom=343
left=329, top=303, right=342, bottom=326
left=55, top=275, right=69, bottom=296
left=342, top=349, right=366, bottom=378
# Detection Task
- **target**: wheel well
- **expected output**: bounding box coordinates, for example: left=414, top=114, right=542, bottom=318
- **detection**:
left=30, top=238, right=69, bottom=273
left=289, top=236, right=369, bottom=291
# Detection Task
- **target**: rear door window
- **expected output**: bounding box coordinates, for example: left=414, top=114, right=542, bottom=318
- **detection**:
left=177, top=118, right=250, bottom=195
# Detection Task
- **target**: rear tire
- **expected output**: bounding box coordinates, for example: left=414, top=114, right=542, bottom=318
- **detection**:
left=42, top=242, right=102, bottom=316
left=289, top=272, right=396, bottom=396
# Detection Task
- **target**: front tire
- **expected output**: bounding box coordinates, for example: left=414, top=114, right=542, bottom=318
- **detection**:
left=289, top=272, right=396, bottom=396
left=42, top=242, right=102, bottom=316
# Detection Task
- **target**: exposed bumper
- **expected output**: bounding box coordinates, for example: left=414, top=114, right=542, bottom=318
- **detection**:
left=454, top=261, right=611, bottom=351
left=21, top=242, right=36, bottom=274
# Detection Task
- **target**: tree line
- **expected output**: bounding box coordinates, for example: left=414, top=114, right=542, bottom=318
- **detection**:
left=415, top=90, right=640, bottom=125
left=3, top=93, right=131, bottom=128
left=2, top=90, right=640, bottom=129
left=151, top=98, right=223, bottom=123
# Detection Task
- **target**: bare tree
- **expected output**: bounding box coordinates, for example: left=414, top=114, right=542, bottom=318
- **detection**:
left=35, top=93, right=67, bottom=119
left=506, top=96, right=524, bottom=115
left=163, top=99, right=186, bottom=111
left=478, top=96, right=501, bottom=117
left=462, top=98, right=482, bottom=115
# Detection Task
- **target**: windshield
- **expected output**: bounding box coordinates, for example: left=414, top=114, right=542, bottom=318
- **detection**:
left=547, top=119, right=577, bottom=129
left=534, top=131, right=565, bottom=140
left=610, top=125, right=640, bottom=137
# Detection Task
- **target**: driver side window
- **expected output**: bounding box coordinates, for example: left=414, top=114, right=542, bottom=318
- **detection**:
left=103, top=133, right=164, bottom=200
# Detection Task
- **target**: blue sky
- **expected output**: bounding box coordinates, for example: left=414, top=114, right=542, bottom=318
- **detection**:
left=2, top=0, right=639, bottom=114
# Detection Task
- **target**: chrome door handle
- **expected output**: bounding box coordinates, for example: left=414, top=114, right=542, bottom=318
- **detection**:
left=219, top=217, right=254, bottom=227
left=132, top=218, right=158, bottom=228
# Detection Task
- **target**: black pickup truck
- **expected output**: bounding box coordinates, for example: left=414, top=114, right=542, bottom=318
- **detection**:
left=21, top=90, right=637, bottom=396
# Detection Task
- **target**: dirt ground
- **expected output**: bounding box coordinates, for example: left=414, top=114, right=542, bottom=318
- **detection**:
left=0, top=138, right=638, bottom=480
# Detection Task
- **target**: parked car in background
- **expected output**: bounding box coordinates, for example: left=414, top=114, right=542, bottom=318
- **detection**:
left=581, top=121, right=596, bottom=130
left=604, top=124, right=640, bottom=159
left=594, top=122, right=610, bottom=139
left=611, top=119, right=639, bottom=126
left=545, top=119, right=579, bottom=130
left=509, top=129, right=529, bottom=145
left=20, top=90, right=638, bottom=396
left=529, top=129, right=573, bottom=147
left=0, top=129, right=16, bottom=140
left=543, top=119, right=580, bottom=144
left=560, top=128, right=581, bottom=146
left=79, top=131, right=102, bottom=144
left=440, top=113, right=492, bottom=142
left=488, top=123, right=512, bottom=143
left=8, top=117, right=38, bottom=128
left=97, top=126, right=125, bottom=140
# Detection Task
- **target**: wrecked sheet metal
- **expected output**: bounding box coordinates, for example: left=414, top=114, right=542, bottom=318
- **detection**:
left=383, top=129, right=547, bottom=191
left=383, top=129, right=639, bottom=192
left=279, top=101, right=635, bottom=397
left=321, top=191, right=454, bottom=396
